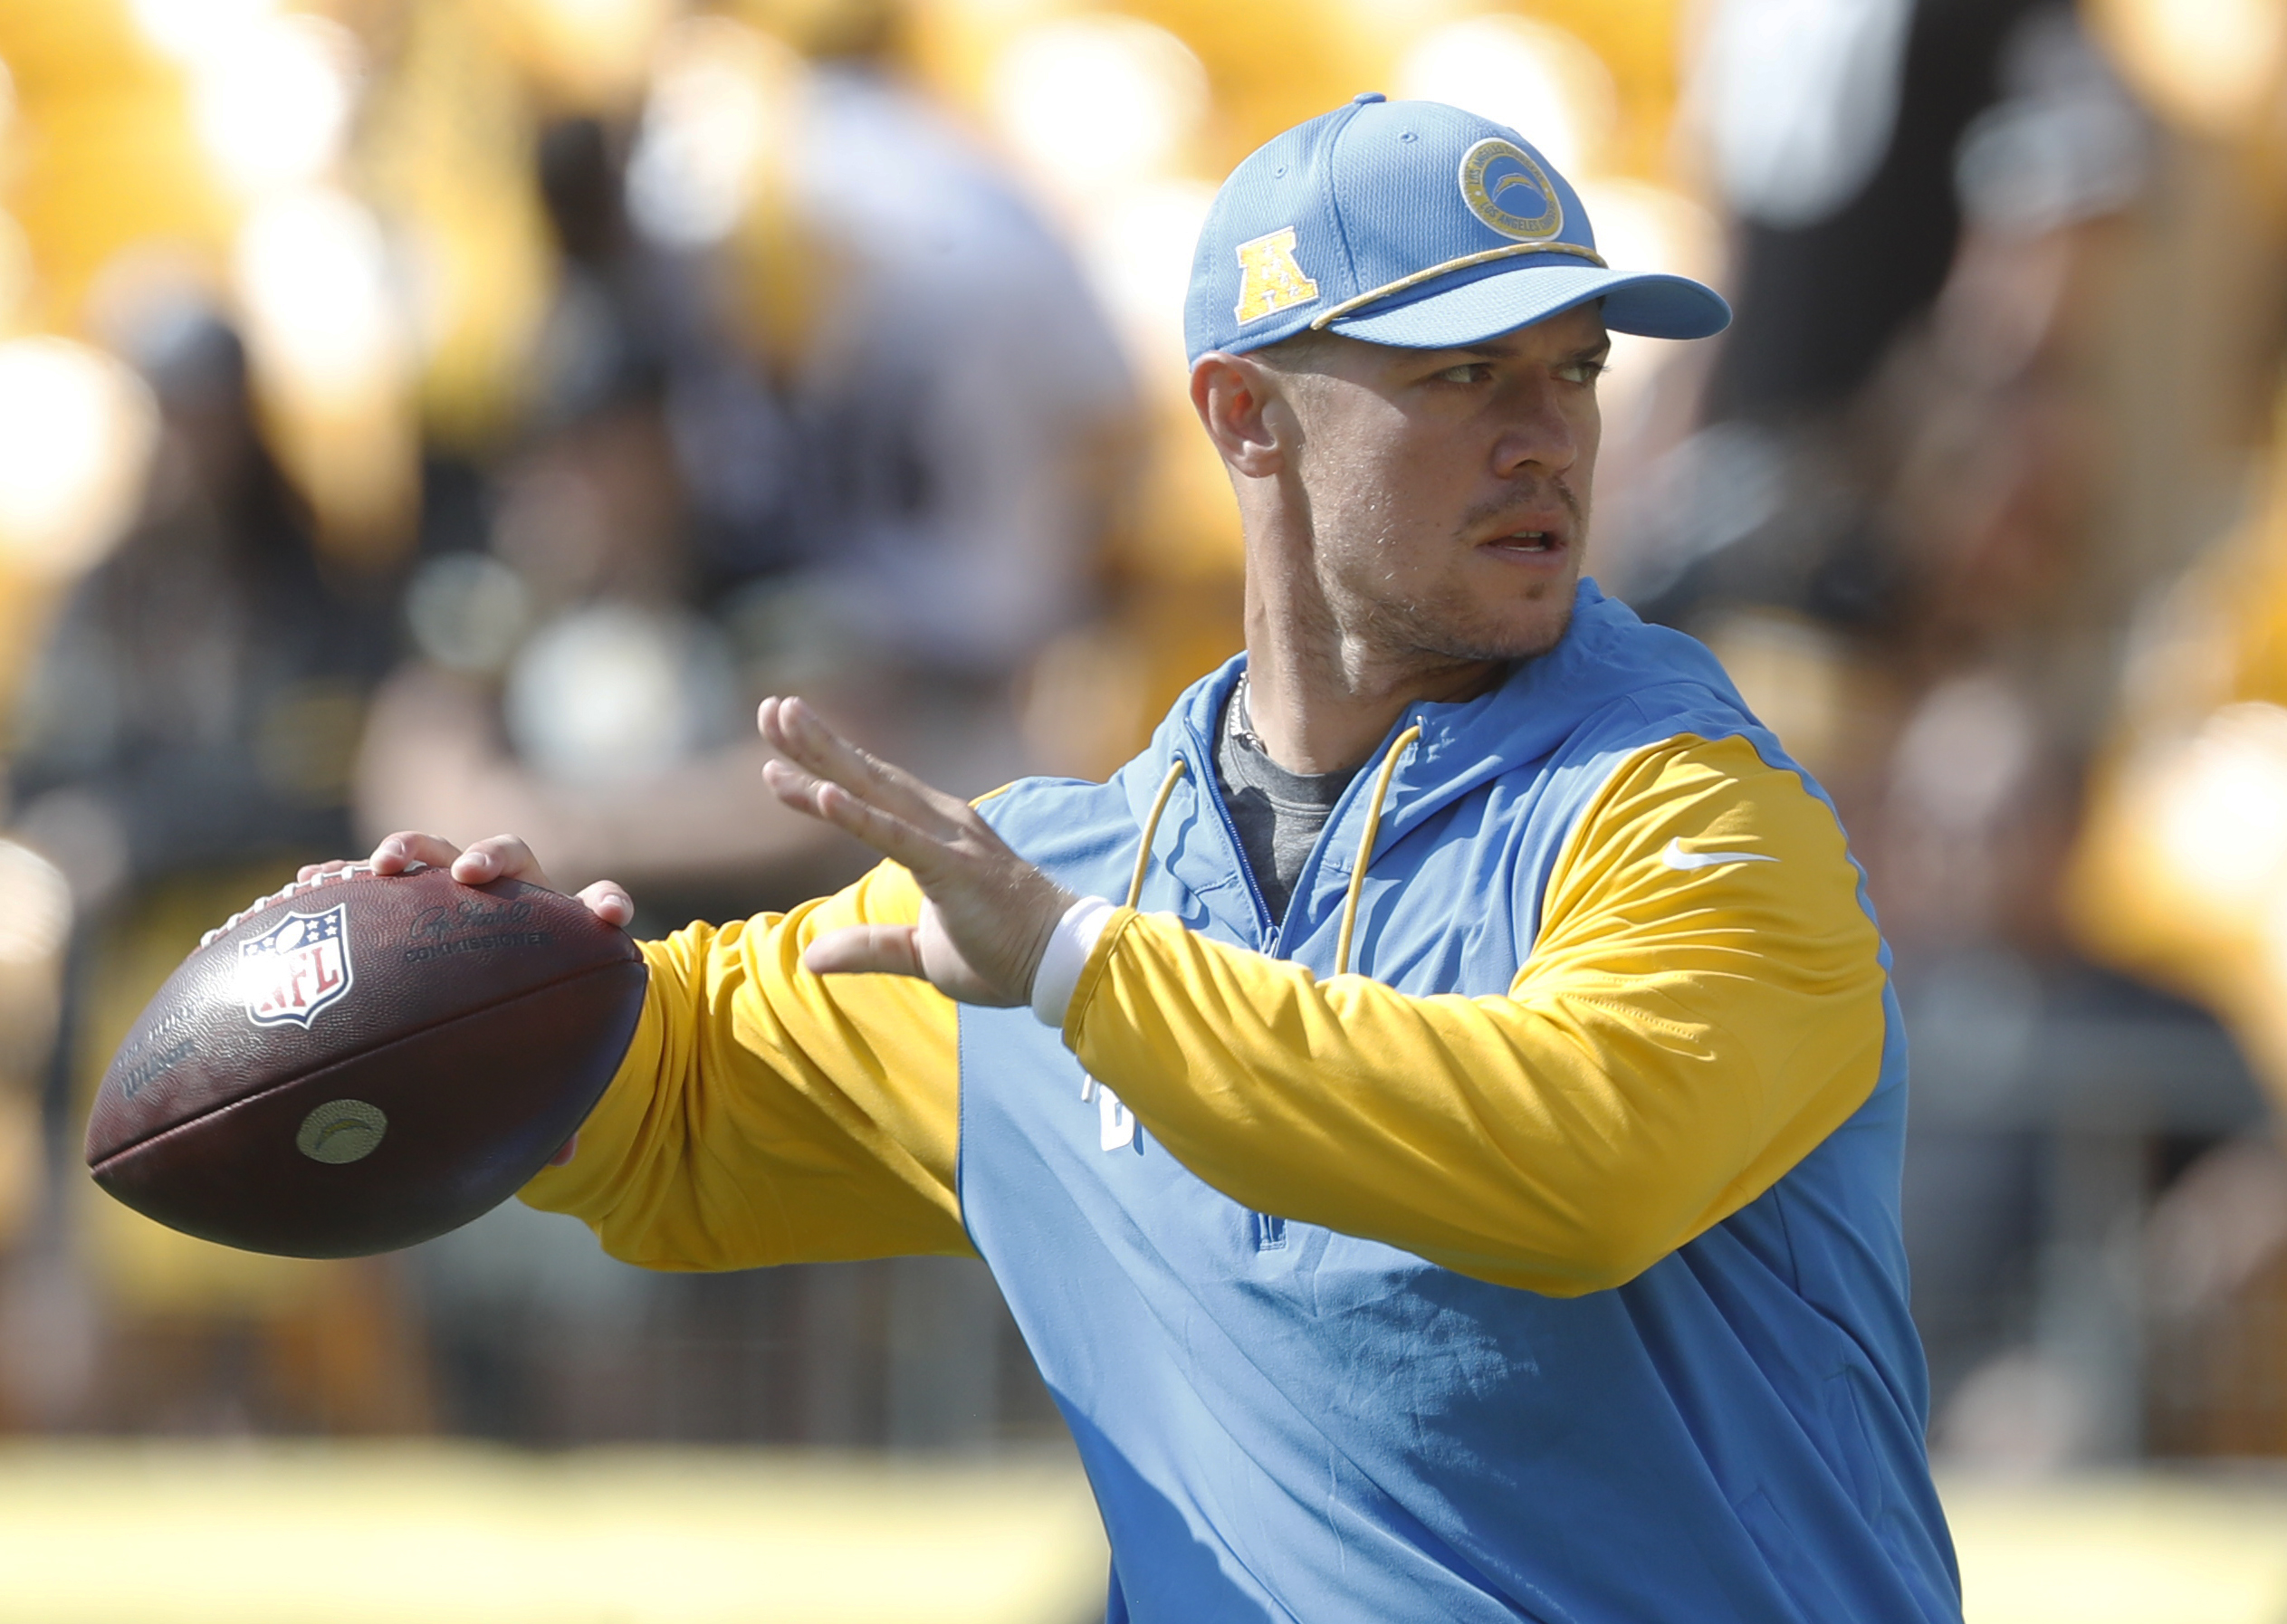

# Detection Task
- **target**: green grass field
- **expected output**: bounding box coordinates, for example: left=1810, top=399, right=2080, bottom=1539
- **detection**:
left=0, top=1444, right=2281, bottom=1622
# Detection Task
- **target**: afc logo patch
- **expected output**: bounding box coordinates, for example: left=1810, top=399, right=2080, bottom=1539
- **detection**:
left=240, top=904, right=355, bottom=1029
left=1232, top=226, right=1320, bottom=325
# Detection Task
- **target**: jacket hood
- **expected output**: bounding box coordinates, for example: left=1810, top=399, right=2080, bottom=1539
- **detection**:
left=1121, top=578, right=1757, bottom=851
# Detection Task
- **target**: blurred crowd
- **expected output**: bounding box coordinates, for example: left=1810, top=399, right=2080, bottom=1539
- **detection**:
left=0, top=0, right=2282, bottom=1470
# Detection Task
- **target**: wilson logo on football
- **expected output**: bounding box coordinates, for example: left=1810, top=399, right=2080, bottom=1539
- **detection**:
left=240, top=905, right=355, bottom=1029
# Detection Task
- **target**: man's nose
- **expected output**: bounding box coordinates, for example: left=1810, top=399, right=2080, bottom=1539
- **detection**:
left=1490, top=377, right=1581, bottom=480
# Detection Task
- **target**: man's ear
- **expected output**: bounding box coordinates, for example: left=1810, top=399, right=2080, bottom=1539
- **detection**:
left=1190, top=351, right=1294, bottom=480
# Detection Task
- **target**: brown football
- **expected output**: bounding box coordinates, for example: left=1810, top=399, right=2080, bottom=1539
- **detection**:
left=85, top=863, right=646, bottom=1258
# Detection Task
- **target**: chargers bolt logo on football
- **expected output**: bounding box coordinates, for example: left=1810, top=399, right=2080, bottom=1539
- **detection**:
left=1459, top=138, right=1563, bottom=242
left=240, top=904, right=355, bottom=1028
left=296, top=1099, right=388, bottom=1165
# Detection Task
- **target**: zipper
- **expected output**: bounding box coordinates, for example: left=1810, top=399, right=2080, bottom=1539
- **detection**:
left=1164, top=702, right=1426, bottom=1250
left=1182, top=725, right=1292, bottom=1250
left=1182, top=731, right=1280, bottom=954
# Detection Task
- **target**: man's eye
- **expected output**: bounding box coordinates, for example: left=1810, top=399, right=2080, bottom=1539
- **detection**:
left=1435, top=363, right=1489, bottom=384
left=1557, top=360, right=1608, bottom=386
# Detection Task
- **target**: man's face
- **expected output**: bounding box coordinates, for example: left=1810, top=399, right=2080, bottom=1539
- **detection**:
left=1273, top=302, right=1608, bottom=666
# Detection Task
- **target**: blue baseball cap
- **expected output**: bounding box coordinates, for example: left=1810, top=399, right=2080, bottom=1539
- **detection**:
left=1185, top=94, right=1730, bottom=363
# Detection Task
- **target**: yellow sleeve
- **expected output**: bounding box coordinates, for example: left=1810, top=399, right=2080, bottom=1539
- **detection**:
left=520, top=860, right=967, bottom=1270
left=1064, top=734, right=1886, bottom=1295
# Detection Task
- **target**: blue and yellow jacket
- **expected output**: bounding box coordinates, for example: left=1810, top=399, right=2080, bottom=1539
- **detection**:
left=526, top=582, right=1962, bottom=1622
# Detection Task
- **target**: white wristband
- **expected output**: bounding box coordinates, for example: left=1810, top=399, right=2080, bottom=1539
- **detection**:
left=1029, top=896, right=1117, bottom=1028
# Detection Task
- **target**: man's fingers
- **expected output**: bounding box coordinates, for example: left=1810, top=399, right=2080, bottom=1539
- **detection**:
left=575, top=880, right=634, bottom=928
left=760, top=754, right=839, bottom=822
left=762, top=697, right=933, bottom=817
left=759, top=698, right=965, bottom=836
left=371, top=831, right=560, bottom=891
left=803, top=923, right=926, bottom=979
left=371, top=832, right=463, bottom=874
left=454, top=835, right=551, bottom=891
left=762, top=759, right=948, bottom=874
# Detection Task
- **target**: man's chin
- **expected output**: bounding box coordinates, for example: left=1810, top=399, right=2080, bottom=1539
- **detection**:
left=1444, top=598, right=1576, bottom=665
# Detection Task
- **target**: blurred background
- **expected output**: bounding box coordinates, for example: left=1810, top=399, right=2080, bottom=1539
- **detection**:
left=0, top=0, right=2283, bottom=1618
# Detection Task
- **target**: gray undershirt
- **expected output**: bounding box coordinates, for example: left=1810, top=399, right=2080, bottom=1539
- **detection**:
left=1215, top=674, right=1359, bottom=923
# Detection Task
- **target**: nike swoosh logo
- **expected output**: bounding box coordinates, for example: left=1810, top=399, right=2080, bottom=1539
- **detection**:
left=1661, top=838, right=1778, bottom=871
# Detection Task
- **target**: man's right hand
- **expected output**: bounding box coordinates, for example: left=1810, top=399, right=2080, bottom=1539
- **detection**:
left=298, top=832, right=635, bottom=931
left=298, top=831, right=635, bottom=1169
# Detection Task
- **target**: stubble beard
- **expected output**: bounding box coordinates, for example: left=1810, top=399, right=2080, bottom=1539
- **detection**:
left=1330, top=476, right=1588, bottom=672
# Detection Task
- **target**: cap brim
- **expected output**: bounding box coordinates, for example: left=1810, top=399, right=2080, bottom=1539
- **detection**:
left=1326, top=262, right=1731, bottom=347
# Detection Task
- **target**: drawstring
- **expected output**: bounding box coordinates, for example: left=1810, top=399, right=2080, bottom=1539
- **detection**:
left=1129, top=757, right=1189, bottom=909
left=1127, top=721, right=1417, bottom=976
left=1335, top=724, right=1422, bottom=977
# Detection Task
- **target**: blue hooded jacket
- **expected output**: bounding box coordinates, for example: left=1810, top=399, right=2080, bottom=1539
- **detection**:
left=532, top=581, right=1962, bottom=1622
left=958, top=583, right=1960, bottom=1621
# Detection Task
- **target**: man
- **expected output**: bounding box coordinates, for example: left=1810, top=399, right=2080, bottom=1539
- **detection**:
left=367, top=98, right=1961, bottom=1620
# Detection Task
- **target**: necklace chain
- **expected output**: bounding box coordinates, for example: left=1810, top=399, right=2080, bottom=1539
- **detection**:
left=1229, top=672, right=1268, bottom=752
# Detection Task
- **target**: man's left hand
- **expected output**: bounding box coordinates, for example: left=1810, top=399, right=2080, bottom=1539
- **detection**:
left=758, top=697, right=1077, bottom=1007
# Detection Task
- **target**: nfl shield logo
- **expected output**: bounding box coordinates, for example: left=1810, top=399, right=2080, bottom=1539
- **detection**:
left=240, top=904, right=355, bottom=1028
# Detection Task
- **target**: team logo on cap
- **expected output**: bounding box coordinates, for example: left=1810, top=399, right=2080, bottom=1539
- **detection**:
left=1459, top=139, right=1563, bottom=242
left=241, top=904, right=354, bottom=1028
left=1232, top=226, right=1320, bottom=325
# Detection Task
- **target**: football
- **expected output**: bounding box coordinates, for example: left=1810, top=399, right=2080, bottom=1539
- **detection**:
left=84, top=863, right=647, bottom=1258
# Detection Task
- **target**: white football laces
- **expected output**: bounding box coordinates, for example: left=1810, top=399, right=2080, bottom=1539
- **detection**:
left=199, top=860, right=430, bottom=948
